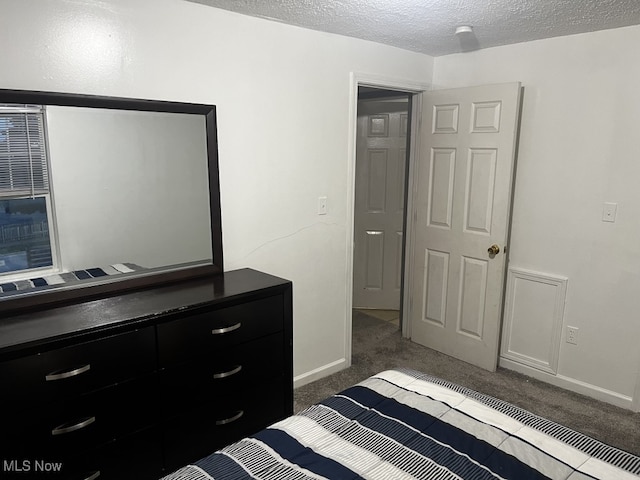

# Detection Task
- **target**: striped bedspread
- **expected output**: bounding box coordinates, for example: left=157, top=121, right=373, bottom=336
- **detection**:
left=0, top=263, right=143, bottom=295
left=162, top=369, right=640, bottom=480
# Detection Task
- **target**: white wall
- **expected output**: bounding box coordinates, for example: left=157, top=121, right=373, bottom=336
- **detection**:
left=434, top=26, right=640, bottom=406
left=47, top=106, right=211, bottom=270
left=0, top=0, right=433, bottom=382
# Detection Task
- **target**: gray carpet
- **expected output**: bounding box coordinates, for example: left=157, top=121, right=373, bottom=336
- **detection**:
left=294, top=309, right=640, bottom=455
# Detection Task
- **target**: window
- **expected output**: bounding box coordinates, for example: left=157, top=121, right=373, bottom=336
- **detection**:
left=0, top=105, right=55, bottom=276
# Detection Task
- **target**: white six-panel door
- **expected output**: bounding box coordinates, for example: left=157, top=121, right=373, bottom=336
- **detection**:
left=410, top=83, right=521, bottom=371
left=353, top=99, right=408, bottom=310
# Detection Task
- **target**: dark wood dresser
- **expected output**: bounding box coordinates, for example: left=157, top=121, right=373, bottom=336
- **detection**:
left=0, top=268, right=293, bottom=479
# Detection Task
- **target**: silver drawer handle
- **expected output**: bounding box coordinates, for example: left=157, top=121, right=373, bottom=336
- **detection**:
left=84, top=472, right=101, bottom=480
left=211, top=322, right=241, bottom=335
left=45, top=364, right=91, bottom=381
left=213, top=365, right=242, bottom=379
left=51, top=416, right=95, bottom=436
left=215, top=410, right=243, bottom=426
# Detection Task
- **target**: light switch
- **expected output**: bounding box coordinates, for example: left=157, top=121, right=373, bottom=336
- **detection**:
left=602, top=202, right=617, bottom=223
left=317, top=196, right=327, bottom=215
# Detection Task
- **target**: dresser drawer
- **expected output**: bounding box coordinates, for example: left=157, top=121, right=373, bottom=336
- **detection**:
left=161, top=333, right=284, bottom=411
left=3, top=374, right=158, bottom=458
left=158, top=295, right=283, bottom=367
left=0, top=427, right=163, bottom=480
left=0, top=327, right=155, bottom=409
left=163, top=377, right=286, bottom=470
left=61, top=427, right=163, bottom=480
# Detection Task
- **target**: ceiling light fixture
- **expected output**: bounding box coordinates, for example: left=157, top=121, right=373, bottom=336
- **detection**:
left=455, top=25, right=473, bottom=35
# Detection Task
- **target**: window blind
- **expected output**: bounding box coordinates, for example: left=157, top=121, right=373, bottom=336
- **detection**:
left=0, top=104, right=49, bottom=198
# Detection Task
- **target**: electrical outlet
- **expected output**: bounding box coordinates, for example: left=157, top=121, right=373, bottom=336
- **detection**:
left=566, top=326, right=578, bottom=345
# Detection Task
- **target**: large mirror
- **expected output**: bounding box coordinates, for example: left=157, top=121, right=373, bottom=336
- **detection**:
left=0, top=89, right=223, bottom=311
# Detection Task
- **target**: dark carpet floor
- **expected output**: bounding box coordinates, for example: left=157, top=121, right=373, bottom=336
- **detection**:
left=294, top=309, right=640, bottom=455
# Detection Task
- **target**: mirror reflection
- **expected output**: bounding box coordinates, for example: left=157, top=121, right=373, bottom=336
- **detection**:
left=0, top=103, right=213, bottom=295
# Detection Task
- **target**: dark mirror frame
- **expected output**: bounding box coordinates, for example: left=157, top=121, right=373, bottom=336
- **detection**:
left=0, top=89, right=223, bottom=315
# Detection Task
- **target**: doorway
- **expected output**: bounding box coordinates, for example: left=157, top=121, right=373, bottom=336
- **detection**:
left=352, top=86, right=412, bottom=332
left=344, top=73, right=429, bottom=373
left=346, top=77, right=521, bottom=375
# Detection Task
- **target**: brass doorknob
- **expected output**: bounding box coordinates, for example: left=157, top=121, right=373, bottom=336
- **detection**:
left=487, top=244, right=500, bottom=255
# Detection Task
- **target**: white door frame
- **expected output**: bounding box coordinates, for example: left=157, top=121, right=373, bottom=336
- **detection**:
left=345, top=72, right=430, bottom=367
left=633, top=362, right=640, bottom=412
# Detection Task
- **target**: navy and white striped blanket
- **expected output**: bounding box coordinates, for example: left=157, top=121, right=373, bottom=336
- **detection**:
left=162, top=369, right=640, bottom=480
left=0, top=263, right=143, bottom=295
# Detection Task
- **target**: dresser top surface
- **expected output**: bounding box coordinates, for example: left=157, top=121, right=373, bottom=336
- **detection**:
left=0, top=268, right=291, bottom=355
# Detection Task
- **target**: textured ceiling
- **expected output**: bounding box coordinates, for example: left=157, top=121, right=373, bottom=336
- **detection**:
left=186, top=0, right=640, bottom=56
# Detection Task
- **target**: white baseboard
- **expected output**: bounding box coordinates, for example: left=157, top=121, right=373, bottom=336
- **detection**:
left=499, top=357, right=633, bottom=410
left=293, top=358, right=348, bottom=389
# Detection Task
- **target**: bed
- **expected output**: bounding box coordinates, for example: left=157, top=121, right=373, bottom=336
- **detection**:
left=0, top=262, right=143, bottom=295
left=161, top=368, right=640, bottom=480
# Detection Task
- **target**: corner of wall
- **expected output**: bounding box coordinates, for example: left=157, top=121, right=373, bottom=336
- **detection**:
left=293, top=358, right=348, bottom=389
